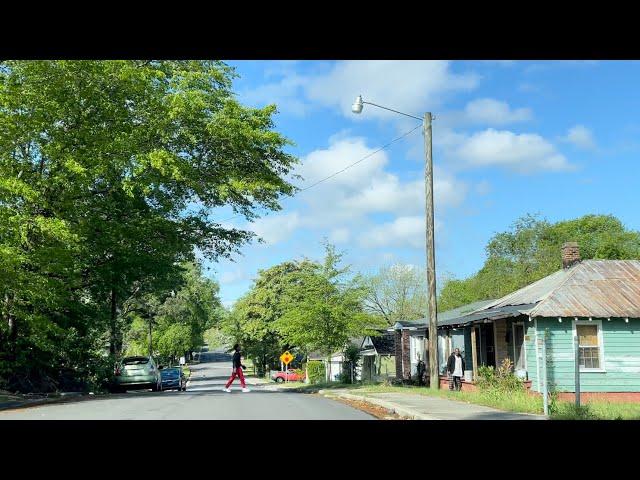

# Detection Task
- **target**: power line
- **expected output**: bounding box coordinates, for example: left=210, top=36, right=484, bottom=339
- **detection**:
left=218, top=123, right=423, bottom=223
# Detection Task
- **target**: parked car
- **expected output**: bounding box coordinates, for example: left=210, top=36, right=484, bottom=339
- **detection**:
left=160, top=366, right=187, bottom=392
left=112, top=356, right=161, bottom=392
left=271, top=369, right=305, bottom=383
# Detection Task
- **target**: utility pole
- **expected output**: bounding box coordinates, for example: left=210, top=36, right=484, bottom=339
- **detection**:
left=424, top=112, right=439, bottom=389
left=148, top=316, right=153, bottom=358
left=574, top=335, right=581, bottom=407
left=351, top=97, right=440, bottom=388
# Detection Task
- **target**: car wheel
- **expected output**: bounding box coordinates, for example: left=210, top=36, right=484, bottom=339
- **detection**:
left=275, top=377, right=284, bottom=383
left=151, top=382, right=158, bottom=392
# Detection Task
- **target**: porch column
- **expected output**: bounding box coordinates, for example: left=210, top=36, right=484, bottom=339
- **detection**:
left=394, top=329, right=403, bottom=379
left=471, top=326, right=478, bottom=381
left=402, top=330, right=411, bottom=380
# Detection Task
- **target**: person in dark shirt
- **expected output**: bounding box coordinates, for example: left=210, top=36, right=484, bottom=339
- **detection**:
left=223, top=344, right=250, bottom=393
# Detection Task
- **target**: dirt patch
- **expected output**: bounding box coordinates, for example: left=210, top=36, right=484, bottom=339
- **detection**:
left=331, top=396, right=403, bottom=420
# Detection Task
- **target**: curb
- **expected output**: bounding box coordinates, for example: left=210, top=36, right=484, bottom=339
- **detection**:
left=319, top=390, right=436, bottom=420
left=0, top=392, right=86, bottom=412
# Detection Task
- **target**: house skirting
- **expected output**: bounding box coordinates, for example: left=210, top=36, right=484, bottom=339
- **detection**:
left=437, top=375, right=533, bottom=393
left=552, top=392, right=640, bottom=403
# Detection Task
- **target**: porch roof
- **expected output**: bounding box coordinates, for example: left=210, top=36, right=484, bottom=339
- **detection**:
left=388, top=299, right=507, bottom=331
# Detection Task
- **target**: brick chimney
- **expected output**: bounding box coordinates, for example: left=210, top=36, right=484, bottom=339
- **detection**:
left=562, top=242, right=581, bottom=269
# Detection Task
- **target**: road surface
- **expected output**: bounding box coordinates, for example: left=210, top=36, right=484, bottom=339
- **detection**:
left=0, top=350, right=373, bottom=420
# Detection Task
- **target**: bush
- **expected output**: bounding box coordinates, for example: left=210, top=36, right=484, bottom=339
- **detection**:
left=476, top=358, right=523, bottom=392
left=306, top=361, right=326, bottom=384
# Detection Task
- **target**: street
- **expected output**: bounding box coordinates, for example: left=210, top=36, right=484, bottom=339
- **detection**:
left=0, top=350, right=373, bottom=420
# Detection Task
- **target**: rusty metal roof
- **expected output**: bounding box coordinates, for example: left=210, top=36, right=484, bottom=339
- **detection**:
left=476, top=260, right=640, bottom=318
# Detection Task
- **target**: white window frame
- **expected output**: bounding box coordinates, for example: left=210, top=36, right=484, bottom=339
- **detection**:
left=572, top=319, right=606, bottom=373
left=512, top=322, right=527, bottom=370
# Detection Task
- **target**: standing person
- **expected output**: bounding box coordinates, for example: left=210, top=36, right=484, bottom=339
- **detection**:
left=416, top=356, right=426, bottom=386
left=223, top=344, right=250, bottom=393
left=446, top=348, right=465, bottom=391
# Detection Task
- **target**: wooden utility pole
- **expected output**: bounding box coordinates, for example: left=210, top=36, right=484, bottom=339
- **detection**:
left=424, top=112, right=439, bottom=389
left=574, top=335, right=581, bottom=407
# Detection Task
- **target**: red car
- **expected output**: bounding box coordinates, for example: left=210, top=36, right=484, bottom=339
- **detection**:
left=271, top=369, right=305, bottom=383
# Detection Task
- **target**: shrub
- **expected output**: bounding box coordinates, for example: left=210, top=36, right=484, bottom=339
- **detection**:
left=476, top=358, right=523, bottom=392
left=306, top=361, right=326, bottom=384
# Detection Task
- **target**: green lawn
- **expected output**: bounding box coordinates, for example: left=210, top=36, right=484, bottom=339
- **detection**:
left=291, top=382, right=640, bottom=420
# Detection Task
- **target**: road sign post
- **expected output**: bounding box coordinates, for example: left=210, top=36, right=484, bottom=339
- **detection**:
left=280, top=351, right=294, bottom=383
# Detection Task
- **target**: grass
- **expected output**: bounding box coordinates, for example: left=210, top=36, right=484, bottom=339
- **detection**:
left=354, top=384, right=544, bottom=415
left=281, top=381, right=640, bottom=419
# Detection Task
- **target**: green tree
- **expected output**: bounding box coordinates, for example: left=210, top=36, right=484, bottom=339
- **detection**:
left=222, top=260, right=317, bottom=376
left=438, top=213, right=640, bottom=311
left=0, top=60, right=297, bottom=392
left=276, top=243, right=384, bottom=381
left=156, top=324, right=192, bottom=364
left=363, top=264, right=428, bottom=325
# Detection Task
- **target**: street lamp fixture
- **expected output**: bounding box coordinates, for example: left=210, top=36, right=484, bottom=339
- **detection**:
left=352, top=95, right=439, bottom=390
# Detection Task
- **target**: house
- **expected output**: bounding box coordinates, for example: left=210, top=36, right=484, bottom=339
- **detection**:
left=307, top=337, right=364, bottom=382
left=389, top=299, right=496, bottom=381
left=360, top=331, right=396, bottom=381
left=393, top=242, right=640, bottom=401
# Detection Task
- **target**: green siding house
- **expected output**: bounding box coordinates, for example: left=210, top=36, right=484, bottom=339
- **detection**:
left=391, top=243, right=640, bottom=400
left=474, top=242, right=640, bottom=401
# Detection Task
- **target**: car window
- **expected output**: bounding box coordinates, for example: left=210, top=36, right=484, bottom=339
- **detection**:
left=162, top=369, right=180, bottom=377
left=123, top=357, right=149, bottom=365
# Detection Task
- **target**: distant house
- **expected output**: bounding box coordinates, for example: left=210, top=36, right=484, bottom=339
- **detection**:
left=392, top=242, right=640, bottom=401
left=307, top=338, right=364, bottom=382
left=360, top=331, right=396, bottom=381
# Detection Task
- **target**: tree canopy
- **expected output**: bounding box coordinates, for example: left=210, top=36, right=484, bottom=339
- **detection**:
left=438, top=214, right=640, bottom=311
left=0, top=60, right=297, bottom=392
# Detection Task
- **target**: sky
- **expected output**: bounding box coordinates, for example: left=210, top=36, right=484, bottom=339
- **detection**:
left=205, top=60, right=640, bottom=308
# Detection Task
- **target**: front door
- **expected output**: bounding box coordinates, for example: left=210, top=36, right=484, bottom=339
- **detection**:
left=484, top=324, right=496, bottom=368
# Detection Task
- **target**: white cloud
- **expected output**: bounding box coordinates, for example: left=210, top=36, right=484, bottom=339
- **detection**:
left=451, top=128, right=575, bottom=173
left=240, top=74, right=309, bottom=116
left=250, top=212, right=302, bottom=245
left=464, top=98, right=532, bottom=125
left=297, top=136, right=468, bottom=224
left=359, top=216, right=443, bottom=249
left=563, top=125, right=596, bottom=150
left=329, top=227, right=350, bottom=244
left=242, top=61, right=479, bottom=122
left=305, top=61, right=479, bottom=120
left=240, top=135, right=470, bottom=247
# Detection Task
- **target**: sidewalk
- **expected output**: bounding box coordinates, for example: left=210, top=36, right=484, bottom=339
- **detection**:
left=320, top=389, right=547, bottom=420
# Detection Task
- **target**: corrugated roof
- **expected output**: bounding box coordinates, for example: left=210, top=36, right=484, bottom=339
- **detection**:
left=479, top=268, right=571, bottom=310
left=528, top=260, right=640, bottom=318
left=474, top=260, right=640, bottom=318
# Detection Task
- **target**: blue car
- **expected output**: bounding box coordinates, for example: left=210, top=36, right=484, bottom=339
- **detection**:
left=160, top=367, right=187, bottom=392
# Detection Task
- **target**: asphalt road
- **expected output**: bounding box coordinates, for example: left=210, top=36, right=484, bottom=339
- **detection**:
left=0, top=350, right=373, bottom=420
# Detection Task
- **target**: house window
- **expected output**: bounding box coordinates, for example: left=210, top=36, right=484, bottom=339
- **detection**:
left=576, top=322, right=602, bottom=370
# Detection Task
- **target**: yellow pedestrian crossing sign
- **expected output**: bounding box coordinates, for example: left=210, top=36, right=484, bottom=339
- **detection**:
left=280, top=351, right=294, bottom=365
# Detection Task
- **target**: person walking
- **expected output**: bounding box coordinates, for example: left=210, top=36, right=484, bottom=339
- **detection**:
left=446, top=348, right=465, bottom=391
left=223, top=344, right=250, bottom=393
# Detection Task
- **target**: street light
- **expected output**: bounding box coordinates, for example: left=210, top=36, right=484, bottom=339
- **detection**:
left=352, top=95, right=439, bottom=390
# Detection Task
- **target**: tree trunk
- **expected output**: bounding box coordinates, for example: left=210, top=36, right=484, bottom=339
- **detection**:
left=326, top=356, right=331, bottom=382
left=109, top=288, right=118, bottom=355
left=5, top=293, right=17, bottom=361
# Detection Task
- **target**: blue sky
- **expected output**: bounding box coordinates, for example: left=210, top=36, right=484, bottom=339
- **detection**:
left=206, top=60, right=640, bottom=308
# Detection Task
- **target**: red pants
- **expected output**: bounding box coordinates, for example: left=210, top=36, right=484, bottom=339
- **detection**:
left=225, top=367, right=246, bottom=388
